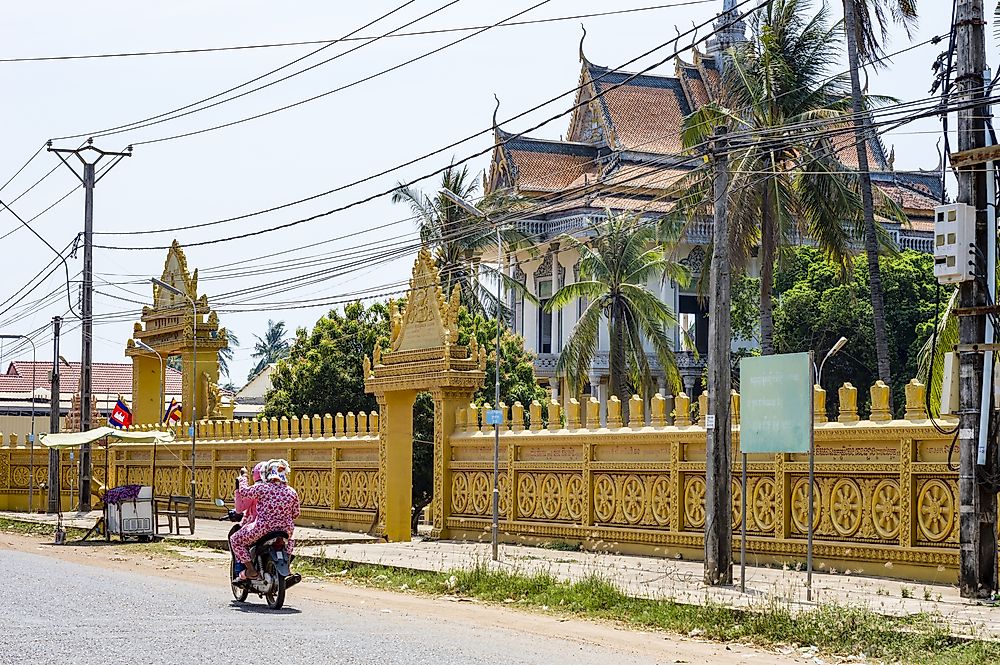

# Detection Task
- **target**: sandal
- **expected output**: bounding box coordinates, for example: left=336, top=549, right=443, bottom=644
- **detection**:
left=233, top=569, right=259, bottom=584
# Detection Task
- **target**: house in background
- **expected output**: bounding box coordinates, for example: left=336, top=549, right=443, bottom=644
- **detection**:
left=483, top=1, right=943, bottom=409
left=233, top=363, right=276, bottom=419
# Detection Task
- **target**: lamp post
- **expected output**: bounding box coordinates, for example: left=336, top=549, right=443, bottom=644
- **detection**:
left=440, top=187, right=503, bottom=562
left=135, top=339, right=164, bottom=502
left=806, top=335, right=848, bottom=600
left=151, top=277, right=198, bottom=525
left=0, top=334, right=37, bottom=513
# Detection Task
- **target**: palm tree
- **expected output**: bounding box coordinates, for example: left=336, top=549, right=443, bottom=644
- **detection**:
left=680, top=0, right=903, bottom=354
left=218, top=329, right=238, bottom=379
left=249, top=320, right=290, bottom=381
left=392, top=162, right=531, bottom=318
left=545, top=211, right=688, bottom=403
left=842, top=0, right=918, bottom=395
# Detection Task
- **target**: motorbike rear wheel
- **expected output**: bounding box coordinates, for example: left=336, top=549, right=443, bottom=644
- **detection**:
left=263, top=559, right=286, bottom=610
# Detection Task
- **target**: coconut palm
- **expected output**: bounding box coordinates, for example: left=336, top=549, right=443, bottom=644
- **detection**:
left=545, top=211, right=688, bottom=402
left=392, top=162, right=532, bottom=319
left=218, top=329, right=238, bottom=379
left=679, top=0, right=904, bottom=354
left=249, top=320, right=290, bottom=381
left=842, top=0, right=918, bottom=393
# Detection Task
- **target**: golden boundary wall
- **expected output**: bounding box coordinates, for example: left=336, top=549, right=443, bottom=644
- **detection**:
left=0, top=378, right=986, bottom=584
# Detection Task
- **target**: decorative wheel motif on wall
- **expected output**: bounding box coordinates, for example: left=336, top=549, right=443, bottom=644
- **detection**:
left=195, top=468, right=212, bottom=499
left=33, top=466, right=47, bottom=488
left=684, top=476, right=706, bottom=529
left=650, top=476, right=672, bottom=526
left=367, top=472, right=379, bottom=510
left=752, top=478, right=778, bottom=532
left=517, top=474, right=537, bottom=518
left=564, top=475, right=585, bottom=521
left=871, top=480, right=902, bottom=540
left=917, top=479, right=955, bottom=543
left=790, top=479, right=820, bottom=533
left=471, top=472, right=491, bottom=515
left=11, top=467, right=29, bottom=488
left=830, top=479, right=863, bottom=536
left=593, top=474, right=616, bottom=523
left=338, top=472, right=353, bottom=508
left=620, top=475, right=645, bottom=525
left=497, top=474, right=509, bottom=517
left=452, top=473, right=470, bottom=514
left=539, top=474, right=562, bottom=519
left=731, top=480, right=743, bottom=529
left=354, top=472, right=370, bottom=509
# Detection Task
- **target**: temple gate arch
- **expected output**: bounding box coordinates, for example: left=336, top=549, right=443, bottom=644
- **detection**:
left=364, top=249, right=486, bottom=542
left=125, top=240, right=230, bottom=426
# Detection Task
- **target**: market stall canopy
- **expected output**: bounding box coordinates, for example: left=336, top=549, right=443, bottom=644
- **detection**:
left=38, top=427, right=175, bottom=449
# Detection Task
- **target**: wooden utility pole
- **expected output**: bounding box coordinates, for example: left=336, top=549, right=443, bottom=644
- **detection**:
left=46, top=316, right=62, bottom=514
left=48, top=140, right=131, bottom=512
left=955, top=0, right=998, bottom=598
left=705, top=127, right=733, bottom=585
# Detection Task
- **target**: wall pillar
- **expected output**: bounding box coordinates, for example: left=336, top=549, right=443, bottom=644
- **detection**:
left=378, top=390, right=416, bottom=542
left=131, top=353, right=163, bottom=426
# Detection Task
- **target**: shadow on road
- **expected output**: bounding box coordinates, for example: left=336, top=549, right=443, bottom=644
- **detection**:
left=229, top=601, right=302, bottom=615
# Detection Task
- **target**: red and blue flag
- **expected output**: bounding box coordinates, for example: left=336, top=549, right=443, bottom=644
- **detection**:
left=109, top=398, right=133, bottom=428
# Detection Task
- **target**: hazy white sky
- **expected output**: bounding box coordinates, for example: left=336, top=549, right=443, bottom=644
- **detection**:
left=0, top=0, right=985, bottom=385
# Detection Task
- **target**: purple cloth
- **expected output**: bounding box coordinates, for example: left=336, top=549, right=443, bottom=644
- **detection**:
left=104, top=484, right=143, bottom=505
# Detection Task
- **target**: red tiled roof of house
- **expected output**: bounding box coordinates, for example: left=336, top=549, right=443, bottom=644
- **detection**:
left=0, top=361, right=183, bottom=394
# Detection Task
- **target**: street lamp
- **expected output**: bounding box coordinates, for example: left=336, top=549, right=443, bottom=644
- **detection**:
left=134, top=339, right=164, bottom=502
left=806, top=335, right=847, bottom=602
left=0, top=334, right=37, bottom=513
left=151, top=277, right=198, bottom=526
left=440, top=187, right=503, bottom=562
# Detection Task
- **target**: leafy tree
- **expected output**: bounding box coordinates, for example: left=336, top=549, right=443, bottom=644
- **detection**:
left=391, top=162, right=531, bottom=318
left=841, top=0, right=918, bottom=394
left=249, top=319, right=290, bottom=381
left=768, top=247, right=937, bottom=417
left=219, top=329, right=238, bottom=379
left=264, top=300, right=544, bottom=532
left=545, top=211, right=687, bottom=404
left=681, top=0, right=903, bottom=355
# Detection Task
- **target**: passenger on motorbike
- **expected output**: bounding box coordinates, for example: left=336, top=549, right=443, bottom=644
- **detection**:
left=232, top=461, right=266, bottom=578
left=230, top=459, right=300, bottom=582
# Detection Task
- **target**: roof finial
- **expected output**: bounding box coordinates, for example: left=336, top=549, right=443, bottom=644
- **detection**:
left=492, top=94, right=501, bottom=131
left=579, top=24, right=588, bottom=62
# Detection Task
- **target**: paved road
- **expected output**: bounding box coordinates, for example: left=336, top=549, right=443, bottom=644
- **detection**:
left=2, top=547, right=767, bottom=665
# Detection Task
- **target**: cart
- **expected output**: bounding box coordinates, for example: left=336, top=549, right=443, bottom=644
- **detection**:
left=104, top=485, right=155, bottom=541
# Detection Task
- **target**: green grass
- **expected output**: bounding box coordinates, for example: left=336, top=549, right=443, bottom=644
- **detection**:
left=293, top=556, right=1000, bottom=665
left=0, top=517, right=88, bottom=539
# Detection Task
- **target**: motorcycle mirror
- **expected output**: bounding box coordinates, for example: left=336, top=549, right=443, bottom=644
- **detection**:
left=214, top=498, right=225, bottom=507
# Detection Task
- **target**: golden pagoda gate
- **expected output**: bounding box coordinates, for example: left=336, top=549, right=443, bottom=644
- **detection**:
left=364, top=249, right=486, bottom=542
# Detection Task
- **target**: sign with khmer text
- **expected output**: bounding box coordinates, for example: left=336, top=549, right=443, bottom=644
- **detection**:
left=740, top=352, right=812, bottom=453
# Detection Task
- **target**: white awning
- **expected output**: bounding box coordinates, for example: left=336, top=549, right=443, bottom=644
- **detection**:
left=38, top=427, right=175, bottom=449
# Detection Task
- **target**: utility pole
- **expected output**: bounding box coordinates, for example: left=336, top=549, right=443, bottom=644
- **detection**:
left=48, top=140, right=131, bottom=512
left=954, top=0, right=997, bottom=598
left=47, top=316, right=62, bottom=514
left=704, top=126, right=732, bottom=586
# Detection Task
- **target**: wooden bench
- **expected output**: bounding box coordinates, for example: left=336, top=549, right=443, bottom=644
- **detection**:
left=155, top=495, right=194, bottom=535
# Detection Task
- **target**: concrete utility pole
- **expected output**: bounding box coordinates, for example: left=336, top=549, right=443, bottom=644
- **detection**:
left=954, top=0, right=998, bottom=598
left=48, top=140, right=131, bottom=512
left=704, top=127, right=732, bottom=586
left=47, top=316, right=62, bottom=514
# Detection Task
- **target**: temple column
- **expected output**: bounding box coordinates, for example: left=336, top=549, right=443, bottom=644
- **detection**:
left=131, top=352, right=164, bottom=426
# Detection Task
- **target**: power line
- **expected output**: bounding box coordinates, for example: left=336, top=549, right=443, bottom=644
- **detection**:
left=0, top=2, right=718, bottom=64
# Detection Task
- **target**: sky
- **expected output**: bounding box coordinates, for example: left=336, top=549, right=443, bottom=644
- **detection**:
left=0, top=0, right=989, bottom=386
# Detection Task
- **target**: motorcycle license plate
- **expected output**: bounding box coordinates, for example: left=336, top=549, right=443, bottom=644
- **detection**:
left=276, top=552, right=284, bottom=560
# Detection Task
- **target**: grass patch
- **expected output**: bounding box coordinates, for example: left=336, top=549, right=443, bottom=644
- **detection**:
left=0, top=517, right=88, bottom=539
left=293, top=555, right=1000, bottom=665
left=538, top=540, right=581, bottom=552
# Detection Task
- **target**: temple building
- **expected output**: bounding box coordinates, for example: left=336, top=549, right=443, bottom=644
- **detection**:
left=484, top=2, right=943, bottom=405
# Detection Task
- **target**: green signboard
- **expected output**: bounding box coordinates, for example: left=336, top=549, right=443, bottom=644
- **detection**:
left=739, top=352, right=812, bottom=453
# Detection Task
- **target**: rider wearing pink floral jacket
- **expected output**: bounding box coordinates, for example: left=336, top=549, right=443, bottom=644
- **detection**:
left=229, top=459, right=300, bottom=582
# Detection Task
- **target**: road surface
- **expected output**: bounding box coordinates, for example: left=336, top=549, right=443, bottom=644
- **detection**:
left=0, top=534, right=799, bottom=665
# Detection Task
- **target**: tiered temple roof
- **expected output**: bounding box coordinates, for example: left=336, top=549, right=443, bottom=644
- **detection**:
left=488, top=45, right=943, bottom=240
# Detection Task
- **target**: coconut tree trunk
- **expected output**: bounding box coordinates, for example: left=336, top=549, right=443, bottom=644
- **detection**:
left=608, top=301, right=629, bottom=413
left=759, top=181, right=777, bottom=356
left=843, top=0, right=892, bottom=396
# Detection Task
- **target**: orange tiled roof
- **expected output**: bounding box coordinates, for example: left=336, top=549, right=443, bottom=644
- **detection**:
left=589, top=65, right=692, bottom=154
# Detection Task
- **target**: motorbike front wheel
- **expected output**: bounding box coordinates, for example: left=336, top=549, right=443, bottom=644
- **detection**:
left=263, top=559, right=286, bottom=610
left=228, top=526, right=248, bottom=602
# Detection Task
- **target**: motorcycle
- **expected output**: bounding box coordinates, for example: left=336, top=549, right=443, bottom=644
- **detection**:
left=215, top=497, right=301, bottom=609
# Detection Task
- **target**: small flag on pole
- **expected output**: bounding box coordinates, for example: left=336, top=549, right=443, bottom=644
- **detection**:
left=164, top=398, right=182, bottom=423
left=109, top=397, right=133, bottom=428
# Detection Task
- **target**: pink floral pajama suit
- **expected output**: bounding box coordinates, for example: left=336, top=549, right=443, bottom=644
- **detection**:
left=229, top=476, right=301, bottom=564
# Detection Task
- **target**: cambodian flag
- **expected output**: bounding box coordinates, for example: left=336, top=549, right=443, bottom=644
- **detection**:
left=109, top=399, right=133, bottom=428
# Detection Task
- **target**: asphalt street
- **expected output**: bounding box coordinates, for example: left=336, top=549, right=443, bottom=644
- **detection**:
left=1, top=548, right=675, bottom=665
